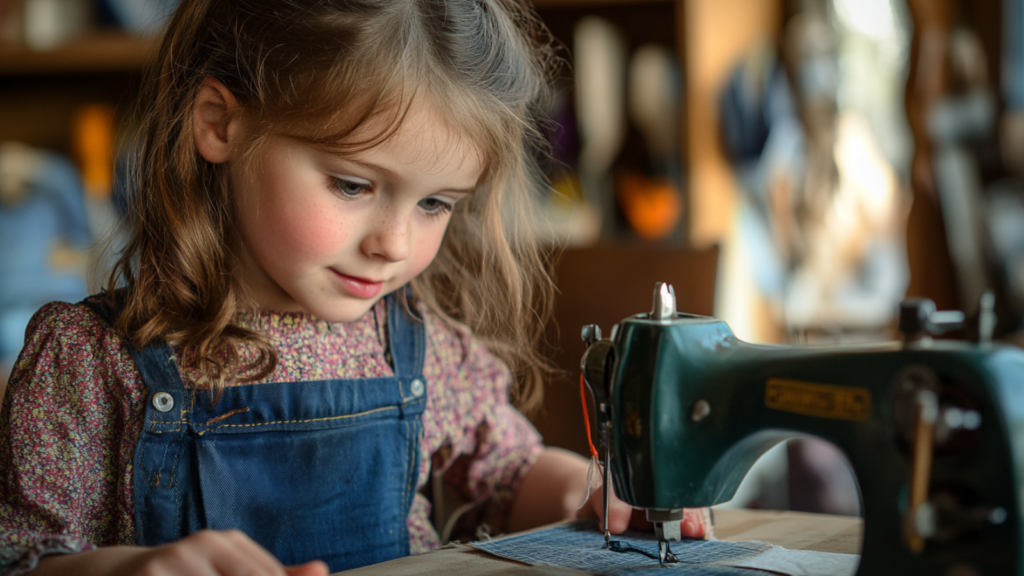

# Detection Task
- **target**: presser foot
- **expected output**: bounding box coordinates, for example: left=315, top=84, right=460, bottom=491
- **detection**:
left=657, top=540, right=679, bottom=567
left=607, top=539, right=679, bottom=566
left=648, top=509, right=684, bottom=567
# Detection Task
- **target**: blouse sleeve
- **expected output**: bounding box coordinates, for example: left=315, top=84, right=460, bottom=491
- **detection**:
left=0, top=302, right=143, bottom=575
left=420, top=311, right=544, bottom=540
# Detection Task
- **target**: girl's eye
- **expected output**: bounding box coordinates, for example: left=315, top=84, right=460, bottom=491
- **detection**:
left=419, top=197, right=455, bottom=217
left=329, top=177, right=371, bottom=198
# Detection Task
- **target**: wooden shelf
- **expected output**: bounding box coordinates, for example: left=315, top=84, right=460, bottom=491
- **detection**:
left=532, top=0, right=672, bottom=7
left=0, top=32, right=157, bottom=75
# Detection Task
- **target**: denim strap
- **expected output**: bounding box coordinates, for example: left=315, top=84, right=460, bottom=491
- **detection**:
left=81, top=294, right=192, bottom=544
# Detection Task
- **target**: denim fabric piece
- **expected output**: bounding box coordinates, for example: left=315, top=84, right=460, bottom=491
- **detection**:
left=473, top=520, right=773, bottom=575
left=82, top=291, right=427, bottom=573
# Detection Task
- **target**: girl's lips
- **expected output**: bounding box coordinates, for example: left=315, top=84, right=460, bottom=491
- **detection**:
left=331, top=270, right=383, bottom=299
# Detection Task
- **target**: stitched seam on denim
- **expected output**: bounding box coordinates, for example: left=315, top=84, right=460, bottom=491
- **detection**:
left=169, top=435, right=184, bottom=538
left=408, top=419, right=415, bottom=510
left=128, top=343, right=152, bottom=544
left=401, top=396, right=426, bottom=411
left=403, top=416, right=411, bottom=506
left=170, top=386, right=197, bottom=540
left=197, top=405, right=399, bottom=434
left=194, top=415, right=388, bottom=436
left=400, top=419, right=407, bottom=520
left=147, top=421, right=185, bottom=432
left=403, top=419, right=412, bottom=525
left=204, top=407, right=250, bottom=425
left=134, top=431, right=149, bottom=543
left=405, top=419, right=421, bottom=554
left=169, top=381, right=190, bottom=540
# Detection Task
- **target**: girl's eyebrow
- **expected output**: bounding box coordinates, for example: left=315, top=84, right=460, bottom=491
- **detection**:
left=340, top=157, right=478, bottom=195
left=343, top=157, right=397, bottom=179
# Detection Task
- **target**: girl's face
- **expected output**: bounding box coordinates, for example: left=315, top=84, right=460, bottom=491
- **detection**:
left=231, top=100, right=482, bottom=321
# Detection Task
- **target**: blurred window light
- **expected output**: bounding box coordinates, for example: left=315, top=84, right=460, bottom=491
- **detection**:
left=834, top=0, right=896, bottom=40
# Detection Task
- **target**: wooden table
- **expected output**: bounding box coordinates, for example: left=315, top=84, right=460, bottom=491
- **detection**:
left=337, top=508, right=863, bottom=575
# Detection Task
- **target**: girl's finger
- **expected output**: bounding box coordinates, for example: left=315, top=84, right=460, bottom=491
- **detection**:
left=191, top=530, right=282, bottom=576
left=138, top=537, right=222, bottom=576
left=593, top=488, right=634, bottom=534
left=681, top=508, right=710, bottom=538
left=219, top=529, right=289, bottom=576
left=606, top=499, right=634, bottom=533
left=284, top=560, right=330, bottom=576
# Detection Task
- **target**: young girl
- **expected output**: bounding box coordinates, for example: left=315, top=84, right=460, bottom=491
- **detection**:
left=0, top=1, right=707, bottom=574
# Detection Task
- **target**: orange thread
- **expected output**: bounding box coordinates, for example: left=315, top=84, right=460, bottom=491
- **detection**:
left=580, top=374, right=599, bottom=459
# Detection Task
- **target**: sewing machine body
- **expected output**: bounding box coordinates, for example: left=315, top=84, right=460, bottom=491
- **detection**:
left=582, top=290, right=1024, bottom=575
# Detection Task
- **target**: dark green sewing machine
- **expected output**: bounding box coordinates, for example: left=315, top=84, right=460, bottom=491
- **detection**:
left=581, top=282, right=1024, bottom=574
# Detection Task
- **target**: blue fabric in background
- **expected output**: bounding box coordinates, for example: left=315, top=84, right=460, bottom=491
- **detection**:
left=97, top=0, right=179, bottom=35
left=0, top=150, right=91, bottom=361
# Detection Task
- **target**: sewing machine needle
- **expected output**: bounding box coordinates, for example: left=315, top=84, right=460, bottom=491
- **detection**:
left=658, top=540, right=667, bottom=567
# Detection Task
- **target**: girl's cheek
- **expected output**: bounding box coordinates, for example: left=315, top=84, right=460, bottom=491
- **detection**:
left=407, top=225, right=447, bottom=276
left=298, top=214, right=349, bottom=256
left=273, top=199, right=350, bottom=258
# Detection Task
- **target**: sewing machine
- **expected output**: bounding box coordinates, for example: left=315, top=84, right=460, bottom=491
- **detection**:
left=580, top=282, right=1024, bottom=574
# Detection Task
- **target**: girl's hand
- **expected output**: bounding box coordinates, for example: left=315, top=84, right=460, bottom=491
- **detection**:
left=34, top=530, right=329, bottom=576
left=582, top=483, right=709, bottom=539
left=122, top=530, right=329, bottom=576
left=507, top=447, right=709, bottom=539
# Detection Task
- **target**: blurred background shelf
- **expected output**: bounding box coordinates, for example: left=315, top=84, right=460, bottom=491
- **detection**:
left=533, top=0, right=669, bottom=6
left=0, top=32, right=156, bottom=75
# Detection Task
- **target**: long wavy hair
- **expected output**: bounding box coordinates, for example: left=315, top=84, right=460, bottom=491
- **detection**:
left=108, top=0, right=559, bottom=412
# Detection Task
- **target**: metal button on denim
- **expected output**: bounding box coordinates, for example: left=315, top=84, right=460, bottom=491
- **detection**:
left=410, top=379, right=425, bottom=397
left=152, top=392, right=174, bottom=412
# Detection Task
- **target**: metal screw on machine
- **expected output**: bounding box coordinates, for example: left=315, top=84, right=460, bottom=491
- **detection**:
left=691, top=399, right=711, bottom=423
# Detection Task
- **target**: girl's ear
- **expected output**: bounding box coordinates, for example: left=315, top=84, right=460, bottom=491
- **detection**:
left=193, top=76, right=243, bottom=164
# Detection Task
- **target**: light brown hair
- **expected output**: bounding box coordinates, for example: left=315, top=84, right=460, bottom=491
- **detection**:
left=109, top=0, right=560, bottom=412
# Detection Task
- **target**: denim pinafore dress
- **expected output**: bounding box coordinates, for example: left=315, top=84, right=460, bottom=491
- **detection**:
left=84, top=292, right=427, bottom=572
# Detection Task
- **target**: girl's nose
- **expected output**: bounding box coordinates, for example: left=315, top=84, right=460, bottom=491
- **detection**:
left=361, top=211, right=411, bottom=263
